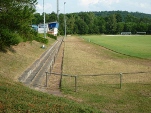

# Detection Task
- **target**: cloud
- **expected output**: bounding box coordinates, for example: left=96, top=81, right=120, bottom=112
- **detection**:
left=36, top=0, right=151, bottom=14
left=130, top=2, right=150, bottom=9
left=36, top=3, right=53, bottom=13
left=101, top=0, right=119, bottom=5
left=79, top=0, right=120, bottom=7
left=36, top=4, right=43, bottom=10
left=126, top=1, right=151, bottom=13
left=45, top=3, right=53, bottom=11
left=80, top=0, right=100, bottom=7
left=78, top=0, right=151, bottom=14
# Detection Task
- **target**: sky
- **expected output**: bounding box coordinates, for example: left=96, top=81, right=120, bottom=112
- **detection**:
left=36, top=0, right=151, bottom=14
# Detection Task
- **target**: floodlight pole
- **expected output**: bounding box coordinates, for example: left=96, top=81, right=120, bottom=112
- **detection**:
left=43, top=0, right=46, bottom=39
left=57, top=0, right=59, bottom=22
left=64, top=2, right=66, bottom=38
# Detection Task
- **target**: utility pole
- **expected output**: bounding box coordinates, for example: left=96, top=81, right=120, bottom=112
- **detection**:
left=57, top=0, right=59, bottom=22
left=64, top=2, right=66, bottom=38
left=43, top=0, right=46, bottom=48
left=43, top=0, right=46, bottom=38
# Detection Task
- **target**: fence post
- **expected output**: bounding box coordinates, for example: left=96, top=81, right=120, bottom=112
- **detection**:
left=59, top=73, right=63, bottom=89
left=75, top=76, right=77, bottom=92
left=45, top=72, right=48, bottom=87
left=60, top=50, right=64, bottom=89
left=120, top=73, right=122, bottom=89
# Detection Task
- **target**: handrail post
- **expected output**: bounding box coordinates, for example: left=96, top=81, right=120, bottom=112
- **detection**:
left=54, top=56, right=55, bottom=64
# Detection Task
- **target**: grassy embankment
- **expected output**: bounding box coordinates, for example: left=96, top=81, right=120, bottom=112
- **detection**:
left=62, top=36, right=151, bottom=113
left=0, top=37, right=100, bottom=112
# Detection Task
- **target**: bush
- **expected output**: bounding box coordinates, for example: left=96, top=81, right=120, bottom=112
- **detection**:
left=47, top=33, right=57, bottom=40
left=34, top=36, right=48, bottom=44
left=40, top=37, right=48, bottom=44
left=0, top=26, right=48, bottom=51
left=10, top=33, right=23, bottom=45
left=0, top=27, right=23, bottom=50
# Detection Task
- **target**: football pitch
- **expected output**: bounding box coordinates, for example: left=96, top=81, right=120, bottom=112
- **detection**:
left=82, top=35, right=151, bottom=59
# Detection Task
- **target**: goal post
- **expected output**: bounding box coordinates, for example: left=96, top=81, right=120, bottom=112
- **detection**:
left=136, top=32, right=146, bottom=35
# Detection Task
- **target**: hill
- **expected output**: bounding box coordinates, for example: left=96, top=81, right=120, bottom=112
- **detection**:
left=33, top=10, right=151, bottom=35
left=93, top=10, right=151, bottom=20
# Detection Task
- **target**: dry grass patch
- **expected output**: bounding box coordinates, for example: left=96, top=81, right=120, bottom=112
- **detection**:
left=63, top=36, right=151, bottom=80
left=0, top=38, right=55, bottom=81
left=62, top=36, right=151, bottom=112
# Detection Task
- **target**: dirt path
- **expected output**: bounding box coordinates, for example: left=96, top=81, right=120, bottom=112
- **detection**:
left=46, top=41, right=64, bottom=96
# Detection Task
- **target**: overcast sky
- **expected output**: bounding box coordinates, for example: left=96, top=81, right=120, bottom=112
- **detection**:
left=36, top=0, right=151, bottom=14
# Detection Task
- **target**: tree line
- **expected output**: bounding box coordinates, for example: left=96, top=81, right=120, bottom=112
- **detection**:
left=32, top=11, right=151, bottom=35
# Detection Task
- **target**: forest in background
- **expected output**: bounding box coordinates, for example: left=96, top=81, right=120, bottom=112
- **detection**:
left=32, top=11, right=151, bottom=35
left=1, top=2, right=151, bottom=50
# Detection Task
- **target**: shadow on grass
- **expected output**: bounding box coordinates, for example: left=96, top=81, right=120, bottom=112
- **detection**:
left=61, top=84, right=121, bottom=93
left=0, top=46, right=16, bottom=53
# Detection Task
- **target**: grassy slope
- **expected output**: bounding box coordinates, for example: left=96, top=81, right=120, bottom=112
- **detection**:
left=0, top=38, right=100, bottom=112
left=62, top=36, right=151, bottom=113
left=0, top=76, right=99, bottom=112
left=82, top=35, right=151, bottom=59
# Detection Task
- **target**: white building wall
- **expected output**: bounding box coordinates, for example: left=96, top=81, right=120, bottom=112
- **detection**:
left=53, top=28, right=58, bottom=36
left=38, top=24, right=48, bottom=33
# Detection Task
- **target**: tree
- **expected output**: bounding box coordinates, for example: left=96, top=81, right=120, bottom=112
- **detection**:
left=117, top=22, right=124, bottom=34
left=48, top=12, right=57, bottom=22
left=97, top=16, right=106, bottom=34
left=116, top=13, right=122, bottom=22
left=58, top=14, right=64, bottom=35
left=147, top=24, right=151, bottom=34
left=66, top=14, right=75, bottom=34
left=125, top=14, right=139, bottom=23
left=105, top=14, right=117, bottom=34
left=0, top=0, right=37, bottom=50
left=124, top=22, right=133, bottom=32
left=75, top=18, right=88, bottom=34
left=32, top=13, right=43, bottom=24
left=137, top=22, right=148, bottom=32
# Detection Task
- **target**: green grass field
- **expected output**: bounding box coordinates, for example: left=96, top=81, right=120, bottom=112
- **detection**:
left=62, top=36, right=151, bottom=113
left=82, top=35, right=151, bottom=59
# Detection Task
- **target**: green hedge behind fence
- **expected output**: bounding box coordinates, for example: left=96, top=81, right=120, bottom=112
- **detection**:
left=47, top=33, right=57, bottom=40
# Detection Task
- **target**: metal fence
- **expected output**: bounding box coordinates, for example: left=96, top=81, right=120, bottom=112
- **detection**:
left=45, top=71, right=151, bottom=92
left=44, top=37, right=151, bottom=92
